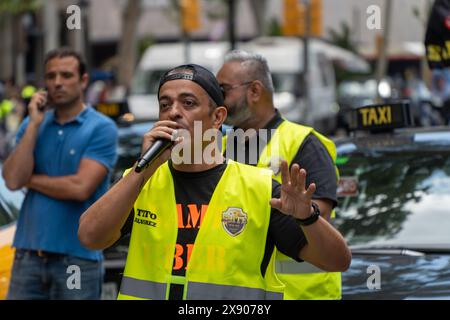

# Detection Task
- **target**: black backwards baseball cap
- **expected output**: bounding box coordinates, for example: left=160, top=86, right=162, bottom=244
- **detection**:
left=157, top=64, right=224, bottom=107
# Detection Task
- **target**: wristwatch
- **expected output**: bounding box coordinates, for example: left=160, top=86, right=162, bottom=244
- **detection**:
left=295, top=202, right=320, bottom=226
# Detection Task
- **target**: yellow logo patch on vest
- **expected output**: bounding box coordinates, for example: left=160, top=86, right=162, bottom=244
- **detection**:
left=222, top=207, right=248, bottom=236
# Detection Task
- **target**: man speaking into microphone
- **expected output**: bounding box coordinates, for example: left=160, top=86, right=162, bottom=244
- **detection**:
left=78, top=64, right=350, bottom=300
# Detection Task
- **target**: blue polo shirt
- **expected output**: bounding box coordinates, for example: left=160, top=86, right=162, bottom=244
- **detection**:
left=13, top=106, right=118, bottom=261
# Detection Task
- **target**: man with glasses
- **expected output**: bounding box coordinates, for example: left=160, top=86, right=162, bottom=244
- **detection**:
left=217, top=50, right=341, bottom=300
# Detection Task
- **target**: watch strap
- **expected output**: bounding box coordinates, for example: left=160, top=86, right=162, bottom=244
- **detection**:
left=295, top=202, right=320, bottom=226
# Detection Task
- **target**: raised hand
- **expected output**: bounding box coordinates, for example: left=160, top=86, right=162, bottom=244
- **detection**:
left=269, top=160, right=316, bottom=220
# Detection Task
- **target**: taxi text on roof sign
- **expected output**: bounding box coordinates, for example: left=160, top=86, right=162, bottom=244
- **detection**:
left=359, top=105, right=391, bottom=126
left=349, top=102, right=413, bottom=132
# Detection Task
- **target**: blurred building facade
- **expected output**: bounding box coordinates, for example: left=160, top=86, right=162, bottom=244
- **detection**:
left=0, top=0, right=433, bottom=86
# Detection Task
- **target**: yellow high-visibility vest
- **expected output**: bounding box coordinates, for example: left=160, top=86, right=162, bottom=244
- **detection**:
left=0, top=99, right=14, bottom=119
left=223, top=120, right=341, bottom=300
left=118, top=160, right=284, bottom=300
left=21, top=85, right=36, bottom=99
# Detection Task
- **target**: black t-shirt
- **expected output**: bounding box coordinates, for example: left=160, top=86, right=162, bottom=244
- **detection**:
left=121, top=160, right=307, bottom=300
left=224, top=110, right=338, bottom=207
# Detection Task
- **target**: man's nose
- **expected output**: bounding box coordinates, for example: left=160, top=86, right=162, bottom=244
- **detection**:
left=168, top=103, right=182, bottom=120
left=54, top=74, right=63, bottom=87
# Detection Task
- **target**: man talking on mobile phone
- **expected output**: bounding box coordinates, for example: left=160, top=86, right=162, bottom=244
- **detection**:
left=2, top=48, right=118, bottom=300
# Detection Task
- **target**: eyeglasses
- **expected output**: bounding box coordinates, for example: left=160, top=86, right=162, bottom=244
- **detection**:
left=220, top=81, right=253, bottom=97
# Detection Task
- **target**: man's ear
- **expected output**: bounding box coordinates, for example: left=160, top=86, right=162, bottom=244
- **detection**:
left=213, top=106, right=228, bottom=129
left=81, top=73, right=89, bottom=90
left=248, top=80, right=263, bottom=101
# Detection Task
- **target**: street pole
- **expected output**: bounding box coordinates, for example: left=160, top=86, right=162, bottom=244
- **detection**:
left=179, top=0, right=190, bottom=64
left=228, top=0, right=236, bottom=51
left=375, top=0, right=392, bottom=102
left=302, top=0, right=311, bottom=124
left=34, top=9, right=45, bottom=84
left=182, top=30, right=191, bottom=64
left=0, top=14, right=14, bottom=81
left=14, top=14, right=26, bottom=87
left=79, top=0, right=91, bottom=70
left=43, top=0, right=59, bottom=54
left=421, top=0, right=434, bottom=88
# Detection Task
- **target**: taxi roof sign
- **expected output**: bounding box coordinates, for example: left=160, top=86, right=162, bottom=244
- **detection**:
left=348, top=101, right=413, bottom=132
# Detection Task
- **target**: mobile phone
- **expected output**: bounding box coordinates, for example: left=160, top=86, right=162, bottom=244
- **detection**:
left=37, top=89, right=48, bottom=112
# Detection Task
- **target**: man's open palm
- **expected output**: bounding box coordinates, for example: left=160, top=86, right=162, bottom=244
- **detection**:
left=270, top=161, right=316, bottom=220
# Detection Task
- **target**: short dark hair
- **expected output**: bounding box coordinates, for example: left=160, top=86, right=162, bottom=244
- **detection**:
left=44, top=47, right=87, bottom=77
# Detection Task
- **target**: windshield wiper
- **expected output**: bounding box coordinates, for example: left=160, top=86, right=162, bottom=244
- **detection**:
left=350, top=244, right=450, bottom=255
left=350, top=245, right=425, bottom=256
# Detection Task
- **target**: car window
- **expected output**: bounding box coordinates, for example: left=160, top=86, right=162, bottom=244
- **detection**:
left=317, top=53, right=332, bottom=87
left=0, top=204, right=13, bottom=227
left=271, top=73, right=301, bottom=94
left=338, top=80, right=377, bottom=99
left=335, top=151, right=450, bottom=249
left=0, top=173, right=24, bottom=227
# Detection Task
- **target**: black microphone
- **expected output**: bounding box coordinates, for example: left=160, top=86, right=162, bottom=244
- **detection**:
left=135, top=139, right=173, bottom=173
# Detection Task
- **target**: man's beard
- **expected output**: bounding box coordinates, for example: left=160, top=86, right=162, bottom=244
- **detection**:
left=52, top=93, right=81, bottom=109
left=224, top=96, right=252, bottom=128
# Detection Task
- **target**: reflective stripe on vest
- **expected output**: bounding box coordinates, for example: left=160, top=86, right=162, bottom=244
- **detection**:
left=187, top=282, right=283, bottom=300
left=120, top=277, right=283, bottom=300
left=276, top=260, right=325, bottom=274
left=120, top=276, right=166, bottom=300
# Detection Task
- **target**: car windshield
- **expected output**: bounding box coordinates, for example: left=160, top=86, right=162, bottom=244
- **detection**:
left=130, top=69, right=167, bottom=95
left=335, top=151, right=450, bottom=250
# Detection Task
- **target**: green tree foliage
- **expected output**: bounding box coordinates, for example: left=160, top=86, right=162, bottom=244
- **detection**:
left=0, top=0, right=41, bottom=14
left=335, top=152, right=449, bottom=243
left=138, top=35, right=154, bottom=59
left=327, top=21, right=357, bottom=53
left=267, top=18, right=282, bottom=36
